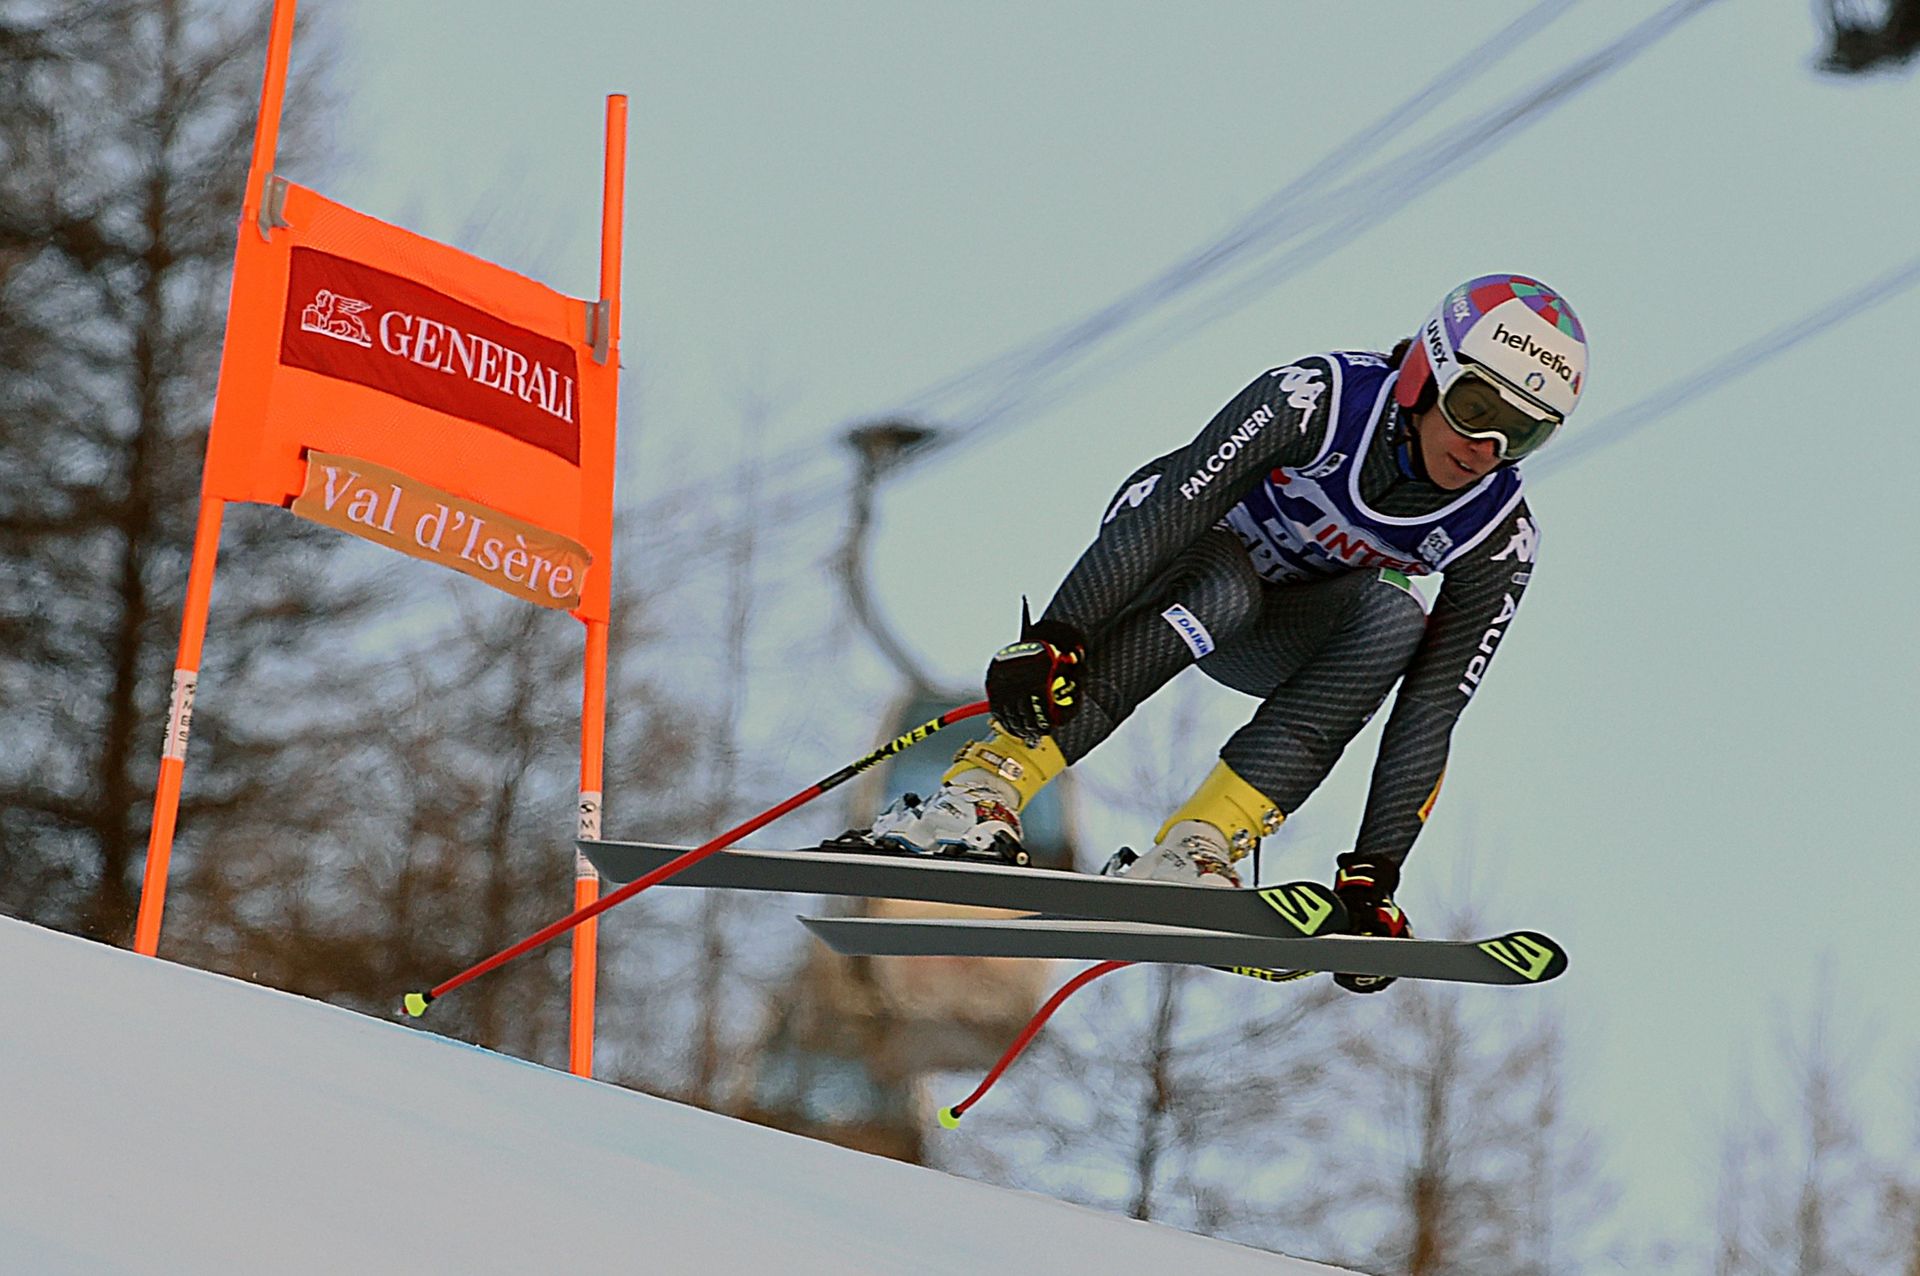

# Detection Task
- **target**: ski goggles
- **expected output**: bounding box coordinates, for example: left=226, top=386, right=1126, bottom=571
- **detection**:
left=1436, top=363, right=1564, bottom=461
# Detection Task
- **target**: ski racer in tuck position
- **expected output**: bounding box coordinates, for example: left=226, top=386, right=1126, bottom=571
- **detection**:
left=864, top=274, right=1589, bottom=992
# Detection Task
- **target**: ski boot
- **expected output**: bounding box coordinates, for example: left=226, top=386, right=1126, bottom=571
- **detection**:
left=847, top=768, right=1032, bottom=866
left=1101, top=760, right=1279, bottom=888
left=1330, top=851, right=1412, bottom=994
left=1100, top=819, right=1247, bottom=888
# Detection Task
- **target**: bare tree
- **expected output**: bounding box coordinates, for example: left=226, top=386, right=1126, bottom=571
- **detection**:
left=171, top=594, right=567, bottom=1050
left=0, top=0, right=749, bottom=1079
left=0, top=2, right=845, bottom=1100
left=682, top=399, right=770, bottom=1105
left=1884, top=1092, right=1920, bottom=1276
left=1713, top=984, right=1918, bottom=1276
left=0, top=0, right=389, bottom=946
left=584, top=405, right=834, bottom=1104
left=1284, top=963, right=1617, bottom=1276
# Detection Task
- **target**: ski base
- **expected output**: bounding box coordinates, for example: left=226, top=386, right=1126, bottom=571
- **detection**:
left=798, top=914, right=1569, bottom=988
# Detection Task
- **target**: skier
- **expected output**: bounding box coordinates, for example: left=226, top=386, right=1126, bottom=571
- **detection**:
left=865, top=274, right=1587, bottom=992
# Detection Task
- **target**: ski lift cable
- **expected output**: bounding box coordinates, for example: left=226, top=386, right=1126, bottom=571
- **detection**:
left=1532, top=252, right=1920, bottom=477
left=889, top=0, right=1583, bottom=419
left=777, top=258, right=1920, bottom=693
left=620, top=2, right=1587, bottom=534
left=618, top=0, right=1718, bottom=565
left=900, top=0, right=1726, bottom=470
left=741, top=248, right=1920, bottom=611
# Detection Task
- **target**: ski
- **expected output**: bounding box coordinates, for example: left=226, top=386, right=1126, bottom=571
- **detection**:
left=797, top=914, right=1569, bottom=987
left=576, top=839, right=1348, bottom=939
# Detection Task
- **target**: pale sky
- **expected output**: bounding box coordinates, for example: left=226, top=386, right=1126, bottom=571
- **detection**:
left=322, top=1, right=1920, bottom=1257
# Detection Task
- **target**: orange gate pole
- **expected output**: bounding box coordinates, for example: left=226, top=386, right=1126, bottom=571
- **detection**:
left=568, top=93, right=627, bottom=1077
left=570, top=619, right=609, bottom=1077
left=135, top=0, right=297, bottom=957
left=243, top=0, right=297, bottom=239
left=135, top=496, right=226, bottom=955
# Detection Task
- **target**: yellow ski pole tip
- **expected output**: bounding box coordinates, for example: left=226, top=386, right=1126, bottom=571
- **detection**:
left=937, top=1107, right=963, bottom=1130
left=403, top=992, right=431, bottom=1019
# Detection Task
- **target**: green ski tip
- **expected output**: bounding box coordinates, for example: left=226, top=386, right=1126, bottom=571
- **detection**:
left=937, top=1107, right=963, bottom=1130
left=403, top=992, right=431, bottom=1019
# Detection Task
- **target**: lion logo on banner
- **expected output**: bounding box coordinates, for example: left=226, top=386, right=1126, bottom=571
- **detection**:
left=299, top=289, right=373, bottom=348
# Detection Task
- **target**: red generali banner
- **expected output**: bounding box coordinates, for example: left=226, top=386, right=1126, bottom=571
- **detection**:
left=282, top=249, right=582, bottom=464
left=202, top=181, right=617, bottom=621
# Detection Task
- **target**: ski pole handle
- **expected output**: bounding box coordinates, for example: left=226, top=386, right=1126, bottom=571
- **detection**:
left=406, top=699, right=992, bottom=1015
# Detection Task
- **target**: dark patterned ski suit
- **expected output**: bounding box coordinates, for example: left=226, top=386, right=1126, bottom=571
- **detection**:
left=1042, top=352, right=1539, bottom=867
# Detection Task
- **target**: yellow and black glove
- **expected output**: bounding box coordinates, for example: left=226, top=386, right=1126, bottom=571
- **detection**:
left=984, top=600, right=1086, bottom=746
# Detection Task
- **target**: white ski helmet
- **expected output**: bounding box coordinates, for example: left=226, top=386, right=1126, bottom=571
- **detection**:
left=1395, top=274, right=1587, bottom=461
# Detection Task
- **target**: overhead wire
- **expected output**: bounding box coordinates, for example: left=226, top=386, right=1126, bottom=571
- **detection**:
left=903, top=0, right=1725, bottom=470
left=661, top=246, right=1920, bottom=686
left=1531, top=253, right=1920, bottom=477
left=890, top=0, right=1581, bottom=421
left=616, top=0, right=1593, bottom=554
left=604, top=0, right=1918, bottom=731
left=620, top=0, right=1735, bottom=591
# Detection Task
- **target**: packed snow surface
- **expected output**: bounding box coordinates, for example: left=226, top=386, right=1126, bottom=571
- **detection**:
left=0, top=916, right=1351, bottom=1273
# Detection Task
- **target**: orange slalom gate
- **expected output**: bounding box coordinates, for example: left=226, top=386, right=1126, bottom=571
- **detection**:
left=137, top=0, right=627, bottom=1079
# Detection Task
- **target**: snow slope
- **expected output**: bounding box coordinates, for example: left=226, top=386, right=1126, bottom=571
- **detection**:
left=0, top=917, right=1352, bottom=1274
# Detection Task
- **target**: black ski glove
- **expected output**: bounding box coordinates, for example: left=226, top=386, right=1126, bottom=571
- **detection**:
left=984, top=600, right=1086, bottom=746
left=1331, top=852, right=1412, bottom=995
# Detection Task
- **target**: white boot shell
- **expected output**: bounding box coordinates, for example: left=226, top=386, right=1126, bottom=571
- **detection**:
left=1113, top=820, right=1244, bottom=888
left=868, top=769, right=1023, bottom=856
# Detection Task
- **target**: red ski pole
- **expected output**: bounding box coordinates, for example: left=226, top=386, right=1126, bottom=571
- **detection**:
left=938, top=960, right=1130, bottom=1128
left=404, top=699, right=991, bottom=1018
left=936, top=962, right=1320, bottom=1126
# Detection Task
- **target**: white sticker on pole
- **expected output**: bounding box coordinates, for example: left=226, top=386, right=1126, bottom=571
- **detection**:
left=576, top=790, right=603, bottom=879
left=161, top=669, right=198, bottom=762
